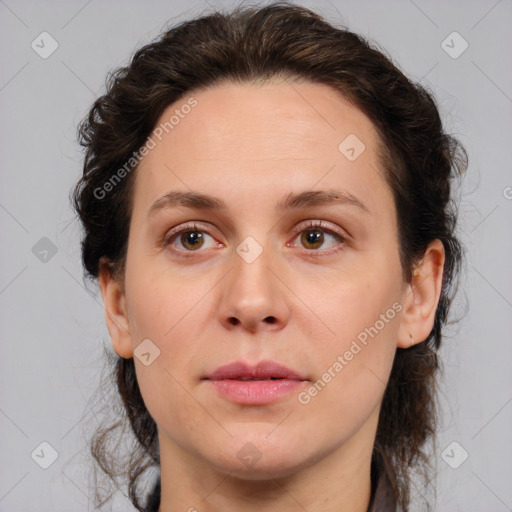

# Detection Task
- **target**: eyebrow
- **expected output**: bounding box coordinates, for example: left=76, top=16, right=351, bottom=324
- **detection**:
left=147, top=188, right=370, bottom=218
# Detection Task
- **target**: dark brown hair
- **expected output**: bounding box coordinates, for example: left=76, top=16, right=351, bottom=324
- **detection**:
left=72, top=2, right=467, bottom=510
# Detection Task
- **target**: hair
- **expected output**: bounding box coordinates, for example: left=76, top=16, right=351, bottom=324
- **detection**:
left=71, top=2, right=467, bottom=511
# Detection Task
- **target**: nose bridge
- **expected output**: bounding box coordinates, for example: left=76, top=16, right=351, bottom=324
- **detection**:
left=231, top=234, right=276, bottom=307
left=217, top=233, right=290, bottom=331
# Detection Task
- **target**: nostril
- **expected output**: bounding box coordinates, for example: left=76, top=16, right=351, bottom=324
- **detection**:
left=229, top=317, right=240, bottom=326
left=264, top=316, right=276, bottom=324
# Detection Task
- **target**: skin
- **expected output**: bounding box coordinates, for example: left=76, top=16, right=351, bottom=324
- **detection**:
left=99, top=79, right=445, bottom=512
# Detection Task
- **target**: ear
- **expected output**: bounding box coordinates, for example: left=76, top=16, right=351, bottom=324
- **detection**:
left=397, top=239, right=445, bottom=348
left=98, top=258, right=134, bottom=358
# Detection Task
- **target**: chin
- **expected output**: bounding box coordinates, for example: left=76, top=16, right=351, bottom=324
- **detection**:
left=208, top=430, right=315, bottom=480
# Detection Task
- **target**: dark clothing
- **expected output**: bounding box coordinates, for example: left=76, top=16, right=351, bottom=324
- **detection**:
left=145, top=458, right=400, bottom=512
left=146, top=477, right=160, bottom=512
left=367, top=461, right=401, bottom=512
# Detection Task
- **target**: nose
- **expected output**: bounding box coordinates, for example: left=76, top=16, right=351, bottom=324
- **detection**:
left=217, top=242, right=291, bottom=333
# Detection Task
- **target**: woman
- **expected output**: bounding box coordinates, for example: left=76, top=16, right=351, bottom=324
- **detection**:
left=72, top=2, right=467, bottom=511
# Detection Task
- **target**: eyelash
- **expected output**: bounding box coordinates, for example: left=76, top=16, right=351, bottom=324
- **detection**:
left=161, top=220, right=347, bottom=258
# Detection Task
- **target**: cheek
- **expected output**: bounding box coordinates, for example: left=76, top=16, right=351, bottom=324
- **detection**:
left=134, top=358, right=205, bottom=451
left=125, top=263, right=203, bottom=342
left=126, top=274, right=208, bottom=440
left=299, top=272, right=401, bottom=413
left=295, top=265, right=401, bottom=347
left=297, top=317, right=399, bottom=447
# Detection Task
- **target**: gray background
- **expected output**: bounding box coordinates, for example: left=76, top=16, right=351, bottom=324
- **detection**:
left=1, top=0, right=511, bottom=510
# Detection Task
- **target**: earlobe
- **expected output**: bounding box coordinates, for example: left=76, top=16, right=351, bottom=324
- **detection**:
left=98, top=259, right=134, bottom=359
left=397, top=239, right=445, bottom=349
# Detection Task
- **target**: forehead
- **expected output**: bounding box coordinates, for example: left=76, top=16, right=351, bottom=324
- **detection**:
left=132, top=79, right=392, bottom=217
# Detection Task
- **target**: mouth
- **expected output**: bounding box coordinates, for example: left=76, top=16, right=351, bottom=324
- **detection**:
left=202, top=360, right=309, bottom=405
left=203, top=360, right=307, bottom=381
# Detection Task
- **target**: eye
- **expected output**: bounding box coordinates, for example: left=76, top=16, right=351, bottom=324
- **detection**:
left=162, top=222, right=220, bottom=254
left=289, top=221, right=346, bottom=254
left=162, top=220, right=347, bottom=258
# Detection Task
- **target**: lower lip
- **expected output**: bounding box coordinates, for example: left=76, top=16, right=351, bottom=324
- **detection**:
left=206, top=379, right=306, bottom=404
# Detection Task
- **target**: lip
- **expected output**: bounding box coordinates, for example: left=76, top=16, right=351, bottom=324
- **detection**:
left=202, top=360, right=309, bottom=405
left=204, top=360, right=307, bottom=381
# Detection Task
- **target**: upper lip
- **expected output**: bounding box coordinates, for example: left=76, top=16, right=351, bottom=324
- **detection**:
left=203, top=360, right=308, bottom=381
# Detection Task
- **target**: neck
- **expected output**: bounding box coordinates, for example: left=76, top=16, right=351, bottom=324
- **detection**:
left=157, top=411, right=378, bottom=512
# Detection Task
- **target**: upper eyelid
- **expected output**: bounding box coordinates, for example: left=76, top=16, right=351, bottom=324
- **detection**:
left=162, top=221, right=214, bottom=245
left=298, top=219, right=346, bottom=235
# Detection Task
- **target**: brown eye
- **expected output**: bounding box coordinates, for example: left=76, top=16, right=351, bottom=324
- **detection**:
left=300, top=229, right=324, bottom=249
left=162, top=222, right=219, bottom=255
left=180, top=230, right=204, bottom=250
left=289, top=221, right=346, bottom=255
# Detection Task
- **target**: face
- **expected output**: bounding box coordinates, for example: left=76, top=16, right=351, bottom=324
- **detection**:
left=102, top=79, right=439, bottom=480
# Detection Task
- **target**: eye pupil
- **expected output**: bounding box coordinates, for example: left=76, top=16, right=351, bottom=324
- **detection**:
left=182, top=230, right=203, bottom=250
left=302, top=229, right=323, bottom=249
